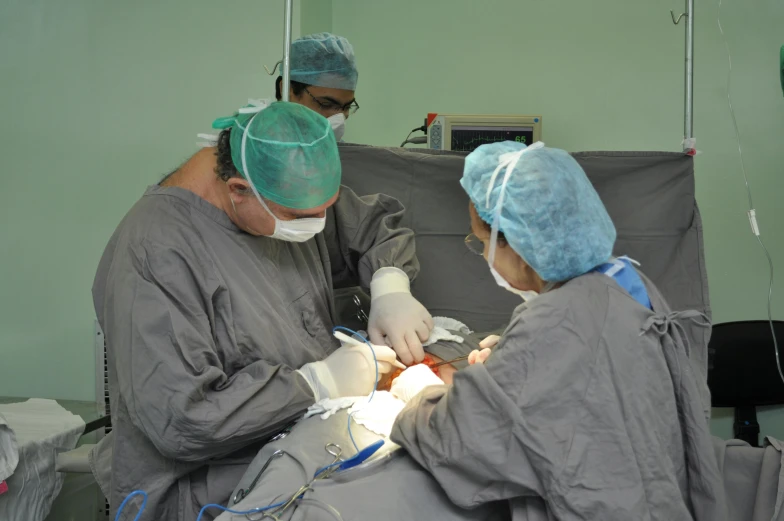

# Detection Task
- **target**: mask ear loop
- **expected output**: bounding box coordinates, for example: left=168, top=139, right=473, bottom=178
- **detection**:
left=239, top=111, right=282, bottom=236
left=485, top=142, right=545, bottom=269
left=488, top=152, right=523, bottom=270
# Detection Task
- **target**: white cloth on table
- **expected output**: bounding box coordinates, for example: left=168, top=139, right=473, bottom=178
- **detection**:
left=304, top=392, right=407, bottom=438
left=348, top=391, right=406, bottom=437
left=423, top=316, right=472, bottom=347
left=303, top=397, right=361, bottom=420
left=0, top=399, right=86, bottom=521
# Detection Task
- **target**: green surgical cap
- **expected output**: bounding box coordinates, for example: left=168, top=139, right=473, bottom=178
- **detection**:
left=213, top=102, right=341, bottom=210
left=290, top=33, right=358, bottom=91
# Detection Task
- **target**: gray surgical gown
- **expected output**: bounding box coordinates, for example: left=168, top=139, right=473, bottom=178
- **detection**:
left=91, top=184, right=418, bottom=520
left=391, top=272, right=726, bottom=521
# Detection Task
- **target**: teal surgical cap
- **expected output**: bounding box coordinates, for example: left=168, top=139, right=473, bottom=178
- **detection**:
left=460, top=141, right=617, bottom=282
left=290, top=32, right=358, bottom=91
left=213, top=102, right=341, bottom=210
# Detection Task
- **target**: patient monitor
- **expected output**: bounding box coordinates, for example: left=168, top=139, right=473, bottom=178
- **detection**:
left=426, top=113, right=542, bottom=153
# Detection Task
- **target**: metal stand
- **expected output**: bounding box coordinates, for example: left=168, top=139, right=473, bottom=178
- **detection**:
left=281, top=0, right=294, bottom=102
left=671, top=0, right=695, bottom=154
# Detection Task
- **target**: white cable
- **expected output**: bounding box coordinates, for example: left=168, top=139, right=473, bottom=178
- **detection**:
left=717, top=0, right=781, bottom=384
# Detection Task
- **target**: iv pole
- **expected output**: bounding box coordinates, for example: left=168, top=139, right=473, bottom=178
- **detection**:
left=672, top=0, right=696, bottom=155
left=281, top=0, right=294, bottom=102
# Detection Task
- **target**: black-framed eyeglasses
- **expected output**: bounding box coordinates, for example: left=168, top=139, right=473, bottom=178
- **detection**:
left=464, top=234, right=485, bottom=256
left=303, top=87, right=359, bottom=114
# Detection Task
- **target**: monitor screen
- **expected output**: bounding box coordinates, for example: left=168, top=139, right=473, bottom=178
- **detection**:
left=450, top=125, right=534, bottom=152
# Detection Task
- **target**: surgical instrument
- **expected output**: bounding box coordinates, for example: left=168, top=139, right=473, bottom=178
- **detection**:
left=333, top=330, right=406, bottom=370
left=244, top=441, right=385, bottom=520
left=316, top=440, right=385, bottom=477
left=232, top=419, right=300, bottom=503
left=429, top=354, right=470, bottom=369
left=233, top=450, right=286, bottom=505
left=353, top=295, right=369, bottom=326
left=246, top=443, right=345, bottom=521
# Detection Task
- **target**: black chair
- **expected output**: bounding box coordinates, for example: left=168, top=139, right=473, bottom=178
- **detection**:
left=708, top=320, right=784, bottom=446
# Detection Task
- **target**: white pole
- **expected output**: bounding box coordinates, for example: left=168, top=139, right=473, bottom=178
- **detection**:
left=684, top=0, right=694, bottom=143
left=281, top=0, right=294, bottom=102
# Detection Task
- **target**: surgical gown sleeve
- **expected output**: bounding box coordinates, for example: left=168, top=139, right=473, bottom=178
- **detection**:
left=104, top=240, right=316, bottom=463
left=390, top=301, right=601, bottom=509
left=324, top=185, right=419, bottom=290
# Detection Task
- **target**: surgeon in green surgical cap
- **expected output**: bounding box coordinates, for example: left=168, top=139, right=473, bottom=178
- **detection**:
left=91, top=101, right=432, bottom=520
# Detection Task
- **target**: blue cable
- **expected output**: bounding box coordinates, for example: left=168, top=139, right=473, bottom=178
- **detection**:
left=113, top=490, right=147, bottom=521
left=116, top=328, right=379, bottom=521
left=347, top=413, right=360, bottom=451
left=331, top=326, right=380, bottom=451
left=113, top=492, right=287, bottom=521
left=195, top=500, right=287, bottom=521
left=313, top=458, right=343, bottom=479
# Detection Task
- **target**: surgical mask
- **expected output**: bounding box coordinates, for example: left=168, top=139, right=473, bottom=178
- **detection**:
left=485, top=142, right=546, bottom=302
left=239, top=110, right=326, bottom=242
left=328, top=113, right=346, bottom=142
left=257, top=196, right=326, bottom=242
left=489, top=265, right=540, bottom=302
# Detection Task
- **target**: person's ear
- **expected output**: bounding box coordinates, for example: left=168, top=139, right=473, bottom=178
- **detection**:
left=226, top=179, right=251, bottom=201
left=275, top=76, right=283, bottom=101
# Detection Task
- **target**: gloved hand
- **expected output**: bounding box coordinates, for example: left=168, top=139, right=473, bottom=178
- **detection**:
left=468, top=348, right=492, bottom=365
left=297, top=338, right=403, bottom=401
left=390, top=364, right=445, bottom=403
left=368, top=267, right=435, bottom=366
left=468, top=335, right=499, bottom=365
left=479, top=335, right=501, bottom=350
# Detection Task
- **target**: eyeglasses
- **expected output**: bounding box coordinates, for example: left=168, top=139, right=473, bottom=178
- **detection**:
left=303, top=87, right=360, bottom=115
left=464, top=234, right=485, bottom=256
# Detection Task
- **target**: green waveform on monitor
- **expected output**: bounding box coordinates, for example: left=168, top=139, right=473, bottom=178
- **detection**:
left=452, top=132, right=528, bottom=152
left=453, top=135, right=507, bottom=148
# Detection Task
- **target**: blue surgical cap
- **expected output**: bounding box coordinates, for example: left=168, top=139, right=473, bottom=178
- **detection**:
left=461, top=142, right=617, bottom=282
left=289, top=33, right=358, bottom=91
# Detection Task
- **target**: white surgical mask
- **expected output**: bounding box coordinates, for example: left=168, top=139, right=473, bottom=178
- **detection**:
left=240, top=109, right=326, bottom=243
left=485, top=142, right=546, bottom=302
left=257, top=197, right=325, bottom=243
left=489, top=265, right=540, bottom=302
left=328, top=113, right=346, bottom=142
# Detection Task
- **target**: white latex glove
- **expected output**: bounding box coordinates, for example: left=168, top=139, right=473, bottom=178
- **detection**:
left=367, top=267, right=435, bottom=366
left=390, top=364, right=444, bottom=403
left=468, top=335, right=499, bottom=365
left=297, top=336, right=403, bottom=401
left=479, top=335, right=501, bottom=349
left=468, top=348, right=492, bottom=365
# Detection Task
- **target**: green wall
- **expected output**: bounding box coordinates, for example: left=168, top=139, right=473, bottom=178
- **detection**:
left=301, top=0, right=332, bottom=35
left=2, top=0, right=783, bottom=440
left=0, top=0, right=300, bottom=401
left=326, top=0, right=784, bottom=438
